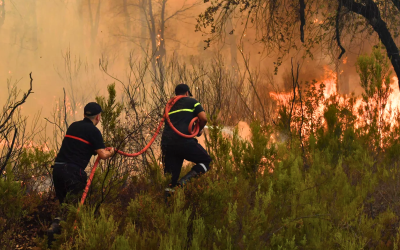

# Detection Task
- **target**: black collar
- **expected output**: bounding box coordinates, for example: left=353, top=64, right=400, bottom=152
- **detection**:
left=83, top=117, right=93, bottom=124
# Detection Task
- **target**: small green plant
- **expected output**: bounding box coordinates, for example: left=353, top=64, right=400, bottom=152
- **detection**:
left=204, top=115, right=232, bottom=175
left=356, top=44, right=393, bottom=156
left=0, top=165, right=25, bottom=222
left=95, top=83, right=124, bottom=146
left=0, top=165, right=26, bottom=249
left=5, top=47, right=400, bottom=249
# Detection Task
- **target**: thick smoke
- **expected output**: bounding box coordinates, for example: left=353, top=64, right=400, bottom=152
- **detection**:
left=0, top=0, right=381, bottom=125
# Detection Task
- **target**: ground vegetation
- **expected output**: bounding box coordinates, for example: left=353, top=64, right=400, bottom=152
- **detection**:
left=2, top=48, right=400, bottom=249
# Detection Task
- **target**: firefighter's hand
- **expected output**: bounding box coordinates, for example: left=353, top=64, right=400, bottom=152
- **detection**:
left=106, top=147, right=115, bottom=156
left=96, top=148, right=115, bottom=159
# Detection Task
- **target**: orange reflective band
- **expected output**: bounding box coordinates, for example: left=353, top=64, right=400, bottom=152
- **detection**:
left=65, top=135, right=92, bottom=145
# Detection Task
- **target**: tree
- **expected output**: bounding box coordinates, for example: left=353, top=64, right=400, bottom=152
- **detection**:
left=6, top=0, right=38, bottom=67
left=0, top=0, right=5, bottom=30
left=85, top=0, right=102, bottom=56
left=197, top=0, right=400, bottom=89
left=0, top=73, right=33, bottom=176
left=113, top=0, right=201, bottom=81
left=122, top=0, right=131, bottom=45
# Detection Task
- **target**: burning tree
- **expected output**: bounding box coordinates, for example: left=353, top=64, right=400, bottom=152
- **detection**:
left=196, top=0, right=400, bottom=89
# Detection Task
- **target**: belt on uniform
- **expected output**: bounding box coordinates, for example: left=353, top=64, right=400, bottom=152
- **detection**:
left=52, top=162, right=81, bottom=171
left=52, top=162, right=66, bottom=168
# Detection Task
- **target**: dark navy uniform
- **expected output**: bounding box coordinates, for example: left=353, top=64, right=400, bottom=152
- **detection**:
left=52, top=118, right=105, bottom=204
left=161, top=97, right=211, bottom=187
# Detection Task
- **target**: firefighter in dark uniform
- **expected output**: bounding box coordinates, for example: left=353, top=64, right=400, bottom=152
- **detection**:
left=47, top=102, right=114, bottom=246
left=162, top=84, right=211, bottom=194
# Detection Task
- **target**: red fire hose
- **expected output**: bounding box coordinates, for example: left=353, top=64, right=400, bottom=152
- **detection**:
left=79, top=95, right=199, bottom=206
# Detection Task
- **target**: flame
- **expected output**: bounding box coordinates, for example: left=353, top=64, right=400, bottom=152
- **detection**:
left=321, top=66, right=337, bottom=98
left=269, top=65, right=400, bottom=142
left=269, top=92, right=291, bottom=106
left=385, top=76, right=400, bottom=122
left=0, top=139, right=52, bottom=153
left=269, top=66, right=337, bottom=106
left=313, top=18, right=323, bottom=24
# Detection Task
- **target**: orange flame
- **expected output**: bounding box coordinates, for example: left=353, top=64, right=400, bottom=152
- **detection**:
left=321, top=66, right=337, bottom=98
left=269, top=67, right=400, bottom=134
left=269, top=66, right=337, bottom=106
left=269, top=92, right=291, bottom=106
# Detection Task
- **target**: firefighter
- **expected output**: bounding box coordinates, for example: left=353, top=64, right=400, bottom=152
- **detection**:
left=47, top=102, right=114, bottom=245
left=161, top=84, right=211, bottom=195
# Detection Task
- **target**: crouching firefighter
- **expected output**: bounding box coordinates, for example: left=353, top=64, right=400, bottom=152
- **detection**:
left=47, top=102, right=115, bottom=246
left=162, top=84, right=211, bottom=197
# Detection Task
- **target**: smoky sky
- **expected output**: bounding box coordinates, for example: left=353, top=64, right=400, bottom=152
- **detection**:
left=0, top=0, right=385, bottom=126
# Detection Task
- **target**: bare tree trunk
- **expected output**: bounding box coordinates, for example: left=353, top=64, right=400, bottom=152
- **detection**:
left=73, top=0, right=85, bottom=53
left=122, top=0, right=130, bottom=36
left=0, top=0, right=5, bottom=30
left=148, top=0, right=158, bottom=80
left=15, top=0, right=38, bottom=67
left=88, top=0, right=101, bottom=57
left=123, top=0, right=131, bottom=58
left=157, top=0, right=167, bottom=85
left=159, top=0, right=166, bottom=61
left=30, top=0, right=38, bottom=56
left=139, top=0, right=147, bottom=59
left=340, top=0, right=400, bottom=88
left=226, top=17, right=237, bottom=69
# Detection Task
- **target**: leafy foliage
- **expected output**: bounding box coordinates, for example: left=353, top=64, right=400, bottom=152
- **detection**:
left=197, top=0, right=400, bottom=80
left=4, top=49, right=400, bottom=249
left=95, top=83, right=124, bottom=146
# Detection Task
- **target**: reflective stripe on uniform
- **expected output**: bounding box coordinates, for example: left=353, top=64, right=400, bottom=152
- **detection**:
left=199, top=163, right=207, bottom=172
left=168, top=108, right=195, bottom=115
left=168, top=102, right=201, bottom=115
left=65, top=134, right=92, bottom=145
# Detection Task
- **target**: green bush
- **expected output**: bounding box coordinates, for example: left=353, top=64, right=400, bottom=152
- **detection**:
left=7, top=47, right=400, bottom=249
left=0, top=165, right=26, bottom=249
left=0, top=165, right=25, bottom=222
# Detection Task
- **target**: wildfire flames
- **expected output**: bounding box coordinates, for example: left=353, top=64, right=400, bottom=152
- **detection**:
left=386, top=76, right=400, bottom=120
left=269, top=66, right=337, bottom=106
left=269, top=67, right=400, bottom=128
left=3, top=67, right=399, bottom=176
left=0, top=139, right=51, bottom=152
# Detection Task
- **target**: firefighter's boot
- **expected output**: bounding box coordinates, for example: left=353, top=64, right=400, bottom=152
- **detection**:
left=47, top=217, right=62, bottom=248
left=164, top=187, right=175, bottom=204
left=177, top=170, right=198, bottom=186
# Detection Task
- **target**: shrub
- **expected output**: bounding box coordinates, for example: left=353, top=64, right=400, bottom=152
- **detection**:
left=0, top=165, right=25, bottom=222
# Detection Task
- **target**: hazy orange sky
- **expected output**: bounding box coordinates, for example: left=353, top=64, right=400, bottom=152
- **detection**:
left=0, top=0, right=380, bottom=127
